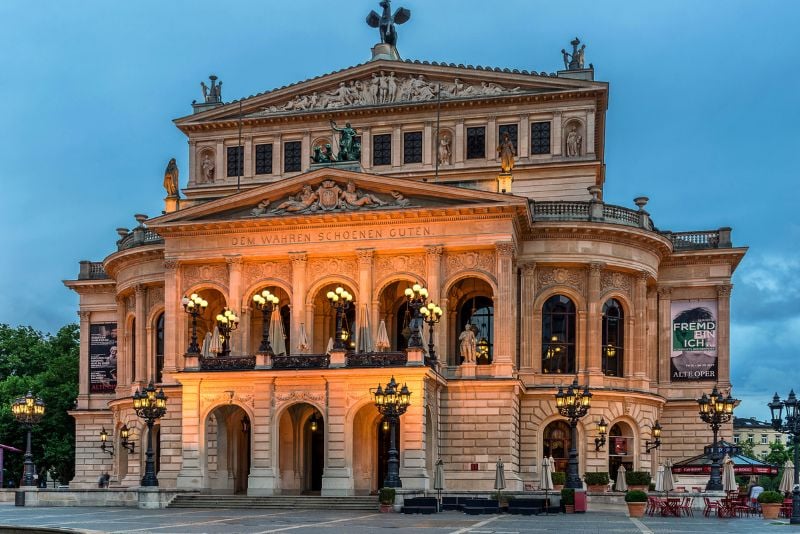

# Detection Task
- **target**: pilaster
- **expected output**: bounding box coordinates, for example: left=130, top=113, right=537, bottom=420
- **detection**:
left=519, top=263, right=536, bottom=369
left=356, top=249, right=374, bottom=349
left=77, top=311, right=91, bottom=408
left=134, top=284, right=147, bottom=384
left=657, top=286, right=672, bottom=388
left=290, top=252, right=308, bottom=353
left=425, top=246, right=444, bottom=360
left=493, top=242, right=515, bottom=376
left=163, top=259, right=180, bottom=376
left=552, top=111, right=563, bottom=156
left=633, top=272, right=649, bottom=382
left=586, top=263, right=603, bottom=384
left=716, top=284, right=732, bottom=388
left=226, top=255, right=243, bottom=355
left=116, top=297, right=128, bottom=388
left=248, top=378, right=278, bottom=495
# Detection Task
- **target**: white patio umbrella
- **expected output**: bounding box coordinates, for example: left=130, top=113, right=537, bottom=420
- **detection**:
left=326, top=337, right=334, bottom=353
left=494, top=458, right=506, bottom=491
left=209, top=325, right=221, bottom=355
left=541, top=456, right=554, bottom=515
left=654, top=463, right=665, bottom=492
left=780, top=459, right=795, bottom=494
left=615, top=464, right=628, bottom=492
left=357, top=305, right=373, bottom=353
left=297, top=323, right=310, bottom=352
left=201, top=331, right=212, bottom=358
left=434, top=459, right=445, bottom=511
left=269, top=307, right=286, bottom=356
left=663, top=459, right=675, bottom=496
left=722, top=454, right=737, bottom=494
left=376, top=320, right=390, bottom=352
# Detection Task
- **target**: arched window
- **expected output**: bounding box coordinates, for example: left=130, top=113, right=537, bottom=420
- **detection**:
left=543, top=420, right=571, bottom=474
left=458, top=296, right=494, bottom=364
left=155, top=313, right=164, bottom=383
left=602, top=299, right=624, bottom=377
left=541, top=295, right=575, bottom=374
left=130, top=318, right=136, bottom=382
left=608, top=423, right=633, bottom=476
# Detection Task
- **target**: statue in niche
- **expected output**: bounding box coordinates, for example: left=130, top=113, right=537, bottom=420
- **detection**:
left=497, top=132, right=516, bottom=173
left=163, top=158, right=179, bottom=198
left=201, top=154, right=215, bottom=182
left=276, top=185, right=319, bottom=212
left=330, top=120, right=361, bottom=161
left=459, top=323, right=477, bottom=364
left=437, top=133, right=452, bottom=166
left=366, top=0, right=411, bottom=47
left=340, top=181, right=387, bottom=208
left=566, top=125, right=583, bottom=157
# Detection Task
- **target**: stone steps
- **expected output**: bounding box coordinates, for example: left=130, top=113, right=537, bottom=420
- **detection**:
left=168, top=494, right=379, bottom=511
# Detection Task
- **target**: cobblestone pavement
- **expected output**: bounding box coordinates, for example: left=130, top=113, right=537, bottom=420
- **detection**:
left=0, top=504, right=790, bottom=533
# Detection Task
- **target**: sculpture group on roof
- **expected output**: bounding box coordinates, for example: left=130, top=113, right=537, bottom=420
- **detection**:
left=200, top=75, right=223, bottom=103
left=366, top=0, right=411, bottom=47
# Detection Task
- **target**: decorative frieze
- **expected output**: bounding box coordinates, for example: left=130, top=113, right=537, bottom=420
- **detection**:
left=182, top=264, right=229, bottom=293
left=536, top=266, right=586, bottom=296
left=444, top=250, right=496, bottom=279
left=148, top=286, right=165, bottom=312
left=275, top=390, right=325, bottom=405
left=201, top=390, right=255, bottom=408
left=242, top=262, right=292, bottom=290
left=374, top=254, right=426, bottom=283
left=307, top=257, right=358, bottom=286
left=600, top=270, right=632, bottom=297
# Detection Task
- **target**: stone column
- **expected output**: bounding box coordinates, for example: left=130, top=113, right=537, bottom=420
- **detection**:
left=356, top=249, right=374, bottom=348
left=494, top=242, right=515, bottom=376
left=116, top=297, right=128, bottom=388
left=454, top=120, right=465, bottom=163
left=586, top=263, right=603, bottom=384
left=248, top=378, right=278, bottom=495
left=552, top=111, right=563, bottom=156
left=322, top=378, right=354, bottom=495
left=425, top=246, right=444, bottom=360
left=163, top=259, right=180, bottom=376
left=519, top=263, right=536, bottom=369
left=716, top=284, right=732, bottom=389
left=290, top=253, right=308, bottom=353
left=226, top=256, right=244, bottom=355
left=633, top=272, right=649, bottom=381
left=657, top=286, right=672, bottom=387
left=519, top=115, right=530, bottom=159
left=77, top=311, right=91, bottom=408
left=361, top=127, right=371, bottom=170
left=134, top=284, right=147, bottom=384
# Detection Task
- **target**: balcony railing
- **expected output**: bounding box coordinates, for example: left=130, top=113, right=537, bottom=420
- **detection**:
left=346, top=351, right=408, bottom=367
left=272, top=354, right=330, bottom=369
left=78, top=261, right=108, bottom=280
left=200, top=355, right=256, bottom=371
left=117, top=228, right=164, bottom=251
left=666, top=229, right=732, bottom=250
left=190, top=351, right=416, bottom=371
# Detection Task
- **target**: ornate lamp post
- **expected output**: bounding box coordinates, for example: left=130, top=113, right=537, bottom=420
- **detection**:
left=215, top=307, right=240, bottom=357
left=253, top=289, right=280, bottom=354
left=645, top=421, right=662, bottom=453
left=326, top=286, right=353, bottom=350
left=132, top=382, right=167, bottom=487
left=372, top=376, right=411, bottom=488
left=420, top=301, right=443, bottom=365
left=11, top=391, right=45, bottom=487
left=554, top=379, right=592, bottom=489
left=770, top=390, right=800, bottom=524
left=403, top=283, right=429, bottom=349
left=181, top=293, right=208, bottom=354
left=594, top=417, right=607, bottom=451
left=697, top=386, right=736, bottom=490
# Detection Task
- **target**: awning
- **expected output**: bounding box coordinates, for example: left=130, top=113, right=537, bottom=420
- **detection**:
left=671, top=441, right=778, bottom=476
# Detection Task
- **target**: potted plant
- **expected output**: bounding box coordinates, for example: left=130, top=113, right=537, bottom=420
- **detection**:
left=492, top=490, right=514, bottom=511
left=626, top=471, right=651, bottom=491
left=379, top=487, right=396, bottom=513
left=758, top=490, right=784, bottom=519
left=561, top=487, right=575, bottom=513
left=585, top=471, right=610, bottom=492
left=625, top=490, right=648, bottom=518
left=552, top=471, right=566, bottom=491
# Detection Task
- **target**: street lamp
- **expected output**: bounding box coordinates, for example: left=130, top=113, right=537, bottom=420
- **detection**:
left=554, top=378, right=592, bottom=489
left=132, top=382, right=167, bottom=487
left=326, top=286, right=353, bottom=350
left=770, top=390, right=800, bottom=524
left=403, top=284, right=429, bottom=349
left=697, top=386, right=736, bottom=490
left=420, top=301, right=443, bottom=366
left=181, top=293, right=208, bottom=354
left=253, top=289, right=280, bottom=354
left=645, top=421, right=662, bottom=453
left=215, top=307, right=240, bottom=357
left=594, top=417, right=607, bottom=451
left=99, top=425, right=135, bottom=456
left=372, top=376, right=411, bottom=488
left=11, top=390, right=45, bottom=487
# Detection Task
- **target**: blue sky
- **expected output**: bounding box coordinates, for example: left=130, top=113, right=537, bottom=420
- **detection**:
left=1, top=1, right=798, bottom=421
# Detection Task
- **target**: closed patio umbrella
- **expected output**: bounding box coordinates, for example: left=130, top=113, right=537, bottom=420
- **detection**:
left=434, top=459, right=445, bottom=511
left=326, top=337, right=334, bottom=353
left=297, top=323, right=310, bottom=352
left=722, top=454, right=737, bottom=494
left=209, top=326, right=221, bottom=355
left=269, top=307, right=286, bottom=356
left=615, top=464, right=628, bottom=492
left=780, top=459, right=795, bottom=494
left=494, top=458, right=506, bottom=491
left=541, top=456, right=554, bottom=515
left=376, top=320, right=390, bottom=352
left=201, top=332, right=212, bottom=358
left=357, top=305, right=373, bottom=353
left=663, top=459, right=675, bottom=496
left=655, top=463, right=665, bottom=492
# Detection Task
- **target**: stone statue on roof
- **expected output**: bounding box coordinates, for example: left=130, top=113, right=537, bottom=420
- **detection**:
left=163, top=158, right=179, bottom=198
left=200, top=75, right=223, bottom=104
left=366, top=0, right=411, bottom=47
left=561, top=38, right=586, bottom=70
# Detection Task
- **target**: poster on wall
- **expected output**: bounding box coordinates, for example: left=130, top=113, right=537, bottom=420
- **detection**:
left=670, top=300, right=717, bottom=381
left=89, top=323, right=117, bottom=394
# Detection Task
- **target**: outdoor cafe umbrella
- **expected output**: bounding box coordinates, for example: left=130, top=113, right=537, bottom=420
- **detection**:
left=434, top=459, right=445, bottom=511
left=655, top=463, right=665, bottom=492
left=780, top=459, right=795, bottom=494
left=541, top=456, right=554, bottom=515
left=376, top=320, right=390, bottom=352
left=357, top=305, right=374, bottom=353
left=494, top=458, right=506, bottom=491
left=269, top=307, right=287, bottom=356
left=297, top=323, right=310, bottom=352
left=663, top=459, right=675, bottom=496
left=201, top=331, right=212, bottom=358
left=615, top=464, right=628, bottom=492
left=209, top=325, right=222, bottom=355
left=722, top=454, right=737, bottom=493
left=326, top=337, right=334, bottom=353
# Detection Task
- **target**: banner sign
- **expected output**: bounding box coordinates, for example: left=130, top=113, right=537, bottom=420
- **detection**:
left=89, top=323, right=117, bottom=394
left=670, top=300, right=717, bottom=381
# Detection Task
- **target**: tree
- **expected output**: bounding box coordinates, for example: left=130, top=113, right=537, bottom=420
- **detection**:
left=0, top=324, right=79, bottom=485
left=738, top=439, right=756, bottom=459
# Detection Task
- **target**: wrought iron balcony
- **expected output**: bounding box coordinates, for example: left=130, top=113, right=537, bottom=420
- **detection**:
left=190, top=351, right=415, bottom=371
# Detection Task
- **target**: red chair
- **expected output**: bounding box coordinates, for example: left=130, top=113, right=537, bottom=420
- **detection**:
left=781, top=498, right=792, bottom=518
left=681, top=496, right=694, bottom=517
left=703, top=496, right=720, bottom=517
left=646, top=496, right=660, bottom=516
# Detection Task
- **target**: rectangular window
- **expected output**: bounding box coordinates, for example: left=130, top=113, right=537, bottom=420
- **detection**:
left=733, top=435, right=740, bottom=444
left=466, top=126, right=486, bottom=159
left=255, top=143, right=273, bottom=175
left=747, top=434, right=754, bottom=444
left=403, top=131, right=423, bottom=164
left=761, top=434, right=768, bottom=444
left=283, top=141, right=302, bottom=173
left=373, top=134, right=392, bottom=166
left=531, top=121, right=551, bottom=155
left=498, top=124, right=518, bottom=151
left=226, top=146, right=244, bottom=177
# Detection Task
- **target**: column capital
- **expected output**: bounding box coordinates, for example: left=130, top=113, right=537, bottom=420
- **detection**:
left=134, top=284, right=147, bottom=297
left=657, top=285, right=672, bottom=298
left=225, top=255, right=244, bottom=266
left=356, top=248, right=375, bottom=265
left=290, top=252, right=308, bottom=265
left=589, top=262, right=604, bottom=275
left=164, top=258, right=180, bottom=272
left=495, top=241, right=516, bottom=259
left=425, top=245, right=444, bottom=256
left=520, top=262, right=537, bottom=275
left=78, top=310, right=91, bottom=321
left=638, top=270, right=650, bottom=282
left=716, top=284, right=733, bottom=297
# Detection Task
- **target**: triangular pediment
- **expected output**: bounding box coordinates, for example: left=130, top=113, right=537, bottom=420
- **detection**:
left=148, top=167, right=528, bottom=231
left=176, top=59, right=606, bottom=127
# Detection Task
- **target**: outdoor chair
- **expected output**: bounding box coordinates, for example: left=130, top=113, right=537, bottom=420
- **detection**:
left=781, top=498, right=793, bottom=518
left=646, top=496, right=660, bottom=516
left=703, top=496, right=720, bottom=517
left=680, top=496, right=694, bottom=516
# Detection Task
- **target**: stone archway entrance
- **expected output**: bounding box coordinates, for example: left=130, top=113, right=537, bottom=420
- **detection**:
left=204, top=405, right=251, bottom=494
left=278, top=403, right=324, bottom=494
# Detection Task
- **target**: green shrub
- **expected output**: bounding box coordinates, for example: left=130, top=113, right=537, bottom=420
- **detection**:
left=584, top=472, right=609, bottom=485
left=560, top=487, right=575, bottom=505
left=625, top=471, right=651, bottom=486
left=625, top=490, right=648, bottom=502
left=379, top=487, right=396, bottom=505
left=758, top=490, right=784, bottom=504
left=648, top=482, right=656, bottom=491
left=552, top=471, right=566, bottom=485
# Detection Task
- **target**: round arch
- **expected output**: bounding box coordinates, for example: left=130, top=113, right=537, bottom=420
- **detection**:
left=442, top=270, right=498, bottom=298
left=372, top=273, right=427, bottom=304
left=346, top=396, right=386, bottom=494
left=538, top=414, right=588, bottom=477
left=200, top=401, right=254, bottom=494
left=240, top=278, right=293, bottom=311
left=272, top=400, right=326, bottom=494
left=184, top=282, right=230, bottom=306
left=305, top=276, right=360, bottom=307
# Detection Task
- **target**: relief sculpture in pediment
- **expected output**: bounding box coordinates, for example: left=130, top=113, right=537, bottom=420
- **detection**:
left=251, top=180, right=413, bottom=216
left=258, top=73, right=523, bottom=114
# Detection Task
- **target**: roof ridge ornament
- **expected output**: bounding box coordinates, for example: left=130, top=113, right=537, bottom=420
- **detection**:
left=366, top=0, right=410, bottom=61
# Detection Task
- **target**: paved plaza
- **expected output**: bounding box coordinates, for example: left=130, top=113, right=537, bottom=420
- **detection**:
left=0, top=504, right=791, bottom=534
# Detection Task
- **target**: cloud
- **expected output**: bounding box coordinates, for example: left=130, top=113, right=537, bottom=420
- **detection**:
left=732, top=252, right=800, bottom=322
